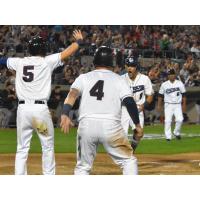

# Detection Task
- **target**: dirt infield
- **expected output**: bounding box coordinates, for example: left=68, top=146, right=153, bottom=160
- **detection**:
left=0, top=153, right=200, bottom=175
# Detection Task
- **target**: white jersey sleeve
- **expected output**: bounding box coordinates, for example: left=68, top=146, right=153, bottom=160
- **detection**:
left=118, top=78, right=132, bottom=101
left=71, top=74, right=84, bottom=94
left=179, top=81, right=186, bottom=93
left=159, top=83, right=164, bottom=95
left=45, top=53, right=63, bottom=71
left=144, top=76, right=154, bottom=95
left=7, top=58, right=21, bottom=71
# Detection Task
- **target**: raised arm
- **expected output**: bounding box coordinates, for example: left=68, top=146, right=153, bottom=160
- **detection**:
left=60, top=30, right=83, bottom=62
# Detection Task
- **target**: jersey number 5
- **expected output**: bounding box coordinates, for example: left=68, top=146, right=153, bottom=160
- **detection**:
left=89, top=80, right=104, bottom=100
left=23, top=66, right=34, bottom=82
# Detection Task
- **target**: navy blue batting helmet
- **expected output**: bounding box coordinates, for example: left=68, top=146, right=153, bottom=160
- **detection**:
left=28, top=36, right=47, bottom=56
left=167, top=68, right=176, bottom=75
left=125, top=56, right=140, bottom=70
left=93, top=46, right=113, bottom=67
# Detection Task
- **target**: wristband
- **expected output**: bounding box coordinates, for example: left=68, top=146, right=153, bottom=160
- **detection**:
left=62, top=104, right=72, bottom=116
left=76, top=39, right=83, bottom=46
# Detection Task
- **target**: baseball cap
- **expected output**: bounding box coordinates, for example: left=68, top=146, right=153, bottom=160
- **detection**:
left=125, top=57, right=139, bottom=67
left=167, top=68, right=176, bottom=75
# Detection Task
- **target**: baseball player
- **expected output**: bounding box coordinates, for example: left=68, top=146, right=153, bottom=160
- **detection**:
left=0, top=29, right=83, bottom=175
left=121, top=57, right=153, bottom=149
left=60, top=46, right=143, bottom=175
left=157, top=69, right=186, bottom=141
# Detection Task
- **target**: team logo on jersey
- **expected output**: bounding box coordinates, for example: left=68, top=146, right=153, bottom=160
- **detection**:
left=130, top=85, right=144, bottom=93
left=166, top=87, right=180, bottom=94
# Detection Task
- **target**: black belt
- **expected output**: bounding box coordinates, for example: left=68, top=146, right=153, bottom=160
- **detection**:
left=19, top=100, right=45, bottom=104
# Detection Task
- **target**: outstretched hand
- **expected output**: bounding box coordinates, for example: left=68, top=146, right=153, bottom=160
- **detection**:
left=60, top=115, right=74, bottom=134
left=131, top=125, right=143, bottom=152
left=73, top=30, right=83, bottom=42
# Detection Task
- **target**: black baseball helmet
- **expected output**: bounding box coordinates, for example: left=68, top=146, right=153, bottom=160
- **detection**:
left=28, top=36, right=47, bottom=56
left=93, top=46, right=113, bottom=67
left=167, top=68, right=176, bottom=75
left=125, top=56, right=140, bottom=70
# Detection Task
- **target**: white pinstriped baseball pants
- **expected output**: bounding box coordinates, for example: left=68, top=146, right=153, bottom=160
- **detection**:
left=121, top=106, right=144, bottom=136
left=74, top=118, right=138, bottom=175
left=164, top=103, right=183, bottom=140
left=15, top=103, right=55, bottom=175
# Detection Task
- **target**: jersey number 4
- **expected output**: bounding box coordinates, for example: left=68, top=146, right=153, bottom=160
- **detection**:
left=23, top=66, right=34, bottom=82
left=89, top=80, right=104, bottom=100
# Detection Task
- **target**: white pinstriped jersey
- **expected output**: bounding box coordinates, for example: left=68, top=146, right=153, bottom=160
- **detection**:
left=159, top=80, right=186, bottom=104
left=121, top=73, right=154, bottom=105
left=6, top=53, right=63, bottom=101
left=71, top=69, right=132, bottom=121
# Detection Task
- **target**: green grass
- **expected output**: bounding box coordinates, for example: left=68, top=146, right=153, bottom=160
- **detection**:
left=0, top=124, right=200, bottom=154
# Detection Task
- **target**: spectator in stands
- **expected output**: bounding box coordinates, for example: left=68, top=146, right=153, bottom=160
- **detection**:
left=0, top=82, right=17, bottom=127
left=48, top=86, right=64, bottom=127
left=160, top=34, right=170, bottom=51
left=185, top=73, right=196, bottom=87
left=191, top=42, right=200, bottom=58
left=5, top=70, right=16, bottom=85
left=61, top=66, right=76, bottom=85
left=195, top=100, right=200, bottom=124
left=0, top=67, right=7, bottom=83
left=148, top=66, right=160, bottom=85
left=180, top=63, right=190, bottom=83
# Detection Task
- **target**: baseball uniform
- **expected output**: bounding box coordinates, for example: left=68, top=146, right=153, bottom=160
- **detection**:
left=6, top=53, right=63, bottom=175
left=159, top=79, right=186, bottom=140
left=71, top=69, right=138, bottom=175
left=121, top=73, right=154, bottom=135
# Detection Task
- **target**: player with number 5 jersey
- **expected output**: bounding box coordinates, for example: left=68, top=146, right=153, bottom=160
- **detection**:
left=0, top=29, right=83, bottom=175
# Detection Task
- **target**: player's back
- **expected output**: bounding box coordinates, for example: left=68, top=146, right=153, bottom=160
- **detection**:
left=7, top=53, right=62, bottom=101
left=71, top=69, right=132, bottom=121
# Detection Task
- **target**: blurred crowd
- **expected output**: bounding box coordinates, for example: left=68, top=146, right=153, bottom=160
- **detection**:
left=1, top=25, right=200, bottom=56
left=1, top=25, right=200, bottom=127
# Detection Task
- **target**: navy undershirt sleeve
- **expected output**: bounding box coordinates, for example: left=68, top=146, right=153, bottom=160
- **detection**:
left=123, top=97, right=140, bottom=125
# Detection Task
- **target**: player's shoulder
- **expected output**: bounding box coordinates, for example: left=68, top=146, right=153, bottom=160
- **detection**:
left=139, top=73, right=151, bottom=81
left=8, top=56, right=22, bottom=61
left=44, top=53, right=60, bottom=61
left=120, top=73, right=127, bottom=78
left=75, top=73, right=86, bottom=80
left=111, top=71, right=127, bottom=81
left=120, top=73, right=130, bottom=81
left=175, top=79, right=184, bottom=85
left=90, top=69, right=121, bottom=78
left=160, top=80, right=168, bottom=87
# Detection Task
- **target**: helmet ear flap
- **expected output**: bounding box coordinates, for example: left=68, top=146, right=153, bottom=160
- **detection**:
left=93, top=46, right=113, bottom=67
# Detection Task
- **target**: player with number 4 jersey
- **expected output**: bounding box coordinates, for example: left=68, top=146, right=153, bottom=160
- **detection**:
left=60, top=46, right=143, bottom=175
